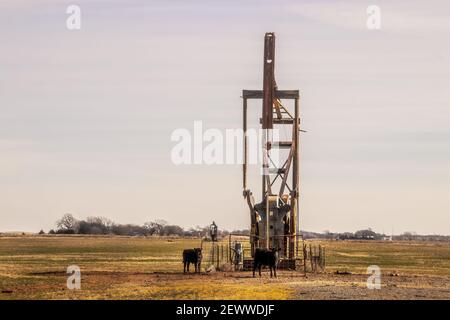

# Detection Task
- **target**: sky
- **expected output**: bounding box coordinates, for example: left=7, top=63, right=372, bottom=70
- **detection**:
left=1, top=0, right=449, bottom=234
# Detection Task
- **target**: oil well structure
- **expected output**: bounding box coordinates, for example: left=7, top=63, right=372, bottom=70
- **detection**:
left=203, top=33, right=324, bottom=273
left=242, top=32, right=302, bottom=269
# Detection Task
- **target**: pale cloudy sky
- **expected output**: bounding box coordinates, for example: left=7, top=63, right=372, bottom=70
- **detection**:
left=1, top=0, right=449, bottom=234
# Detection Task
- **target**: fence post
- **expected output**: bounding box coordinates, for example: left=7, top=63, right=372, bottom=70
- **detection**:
left=316, top=244, right=322, bottom=269
left=302, top=242, right=307, bottom=275
left=228, top=236, right=232, bottom=263
left=217, top=244, right=220, bottom=269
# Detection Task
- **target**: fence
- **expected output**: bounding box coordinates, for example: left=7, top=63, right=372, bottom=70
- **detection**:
left=199, top=234, right=326, bottom=273
left=302, top=242, right=326, bottom=273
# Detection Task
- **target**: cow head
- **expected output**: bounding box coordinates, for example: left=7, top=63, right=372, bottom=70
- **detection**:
left=270, top=247, right=281, bottom=259
left=194, top=248, right=202, bottom=260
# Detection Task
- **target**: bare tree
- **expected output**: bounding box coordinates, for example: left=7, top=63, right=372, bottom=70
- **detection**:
left=56, top=213, right=78, bottom=233
left=144, top=220, right=167, bottom=235
left=87, top=216, right=113, bottom=233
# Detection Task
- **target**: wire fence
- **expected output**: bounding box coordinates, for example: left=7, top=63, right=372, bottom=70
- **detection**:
left=199, top=235, right=326, bottom=273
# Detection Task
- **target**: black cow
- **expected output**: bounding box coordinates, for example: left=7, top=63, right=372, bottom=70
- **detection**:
left=253, top=248, right=280, bottom=278
left=183, top=248, right=202, bottom=273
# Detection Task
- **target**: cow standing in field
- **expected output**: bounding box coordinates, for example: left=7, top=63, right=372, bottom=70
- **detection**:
left=183, top=248, right=202, bottom=273
left=253, top=248, right=280, bottom=278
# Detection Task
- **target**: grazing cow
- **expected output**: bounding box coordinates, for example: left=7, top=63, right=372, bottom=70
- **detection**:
left=253, top=248, right=280, bottom=278
left=183, top=248, right=202, bottom=273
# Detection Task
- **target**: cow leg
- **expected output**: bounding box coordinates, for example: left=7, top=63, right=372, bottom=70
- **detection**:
left=270, top=266, right=273, bottom=278
left=183, top=261, right=186, bottom=273
left=253, top=262, right=257, bottom=277
left=187, top=262, right=190, bottom=272
left=259, top=265, right=262, bottom=277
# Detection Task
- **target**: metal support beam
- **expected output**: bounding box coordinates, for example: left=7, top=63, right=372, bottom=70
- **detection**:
left=243, top=90, right=299, bottom=100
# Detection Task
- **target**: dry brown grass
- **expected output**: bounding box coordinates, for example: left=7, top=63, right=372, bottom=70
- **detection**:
left=0, top=236, right=449, bottom=299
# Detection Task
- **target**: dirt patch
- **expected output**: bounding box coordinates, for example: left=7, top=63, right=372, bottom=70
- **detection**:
left=9, top=270, right=449, bottom=300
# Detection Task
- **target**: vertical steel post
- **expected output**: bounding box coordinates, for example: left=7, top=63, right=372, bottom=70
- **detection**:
left=290, top=97, right=300, bottom=259
left=266, top=194, right=270, bottom=249
left=243, top=97, right=248, bottom=191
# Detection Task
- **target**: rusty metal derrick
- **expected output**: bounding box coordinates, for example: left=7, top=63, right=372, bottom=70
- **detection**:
left=242, top=33, right=301, bottom=263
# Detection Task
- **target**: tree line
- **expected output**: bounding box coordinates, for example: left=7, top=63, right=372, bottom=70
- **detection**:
left=302, top=229, right=450, bottom=242
left=38, top=214, right=449, bottom=242
left=43, top=213, right=248, bottom=237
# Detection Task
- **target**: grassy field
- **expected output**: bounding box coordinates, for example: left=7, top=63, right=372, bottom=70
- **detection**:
left=0, top=236, right=449, bottom=300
